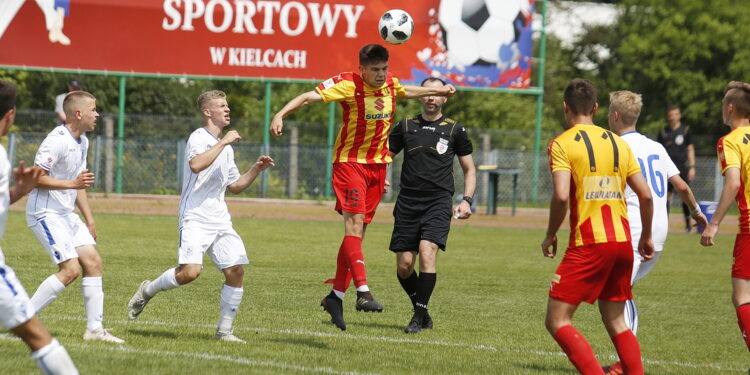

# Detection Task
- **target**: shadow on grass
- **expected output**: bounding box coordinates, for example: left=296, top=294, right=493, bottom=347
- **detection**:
left=125, top=328, right=179, bottom=339
left=345, top=321, right=404, bottom=331
left=265, top=337, right=329, bottom=349
left=514, top=363, right=578, bottom=374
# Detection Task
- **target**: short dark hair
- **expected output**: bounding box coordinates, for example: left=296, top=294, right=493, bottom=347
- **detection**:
left=359, top=44, right=389, bottom=65
left=666, top=104, right=680, bottom=112
left=0, top=79, right=16, bottom=117
left=724, top=81, right=750, bottom=117
left=421, top=77, right=446, bottom=86
left=563, top=78, right=597, bottom=116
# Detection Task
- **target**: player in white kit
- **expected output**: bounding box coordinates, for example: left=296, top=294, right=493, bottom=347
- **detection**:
left=0, top=80, right=78, bottom=374
left=604, top=90, right=706, bottom=373
left=127, top=90, right=274, bottom=343
left=26, top=91, right=123, bottom=344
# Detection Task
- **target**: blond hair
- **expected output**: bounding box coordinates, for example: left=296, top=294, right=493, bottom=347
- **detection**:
left=196, top=90, right=226, bottom=112
left=608, top=90, right=642, bottom=126
left=724, top=81, right=750, bottom=117
left=63, top=91, right=96, bottom=120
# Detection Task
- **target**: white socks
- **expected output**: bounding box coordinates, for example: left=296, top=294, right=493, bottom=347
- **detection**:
left=333, top=290, right=346, bottom=300
left=217, top=285, right=244, bottom=332
left=624, top=299, right=639, bottom=335
left=81, top=277, right=103, bottom=332
left=145, top=267, right=179, bottom=298
left=31, top=339, right=79, bottom=375
left=356, top=285, right=369, bottom=292
left=30, top=275, right=65, bottom=313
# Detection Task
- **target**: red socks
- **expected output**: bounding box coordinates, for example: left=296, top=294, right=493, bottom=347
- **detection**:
left=736, top=304, right=750, bottom=351
left=328, top=236, right=366, bottom=293
left=611, top=330, right=644, bottom=375
left=553, top=325, right=604, bottom=375
left=342, top=235, right=367, bottom=287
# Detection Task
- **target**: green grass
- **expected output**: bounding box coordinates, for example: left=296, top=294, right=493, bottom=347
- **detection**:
left=0, top=211, right=746, bottom=374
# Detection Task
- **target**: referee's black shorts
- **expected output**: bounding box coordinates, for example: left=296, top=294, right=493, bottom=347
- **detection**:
left=389, top=189, right=452, bottom=253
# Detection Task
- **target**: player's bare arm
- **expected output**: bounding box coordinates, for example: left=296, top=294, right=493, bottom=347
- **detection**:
left=228, top=155, right=275, bottom=194
left=36, top=169, right=94, bottom=190
left=189, top=130, right=241, bottom=174
left=542, top=170, right=570, bottom=258
left=627, top=171, right=655, bottom=259
left=270, top=91, right=324, bottom=137
left=402, top=84, right=456, bottom=99
left=669, top=174, right=708, bottom=229
left=701, top=167, right=741, bottom=246
left=454, top=154, right=476, bottom=219
left=75, top=189, right=97, bottom=239
left=687, top=144, right=696, bottom=182
left=9, top=161, right=42, bottom=203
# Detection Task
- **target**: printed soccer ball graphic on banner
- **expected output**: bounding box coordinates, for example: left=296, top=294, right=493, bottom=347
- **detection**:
left=378, top=9, right=414, bottom=45
left=439, top=0, right=528, bottom=67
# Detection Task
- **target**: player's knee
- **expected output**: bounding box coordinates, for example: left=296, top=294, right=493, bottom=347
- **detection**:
left=396, top=261, right=413, bottom=278
left=78, top=254, right=102, bottom=274
left=57, top=264, right=80, bottom=285
left=225, top=265, right=244, bottom=281
left=176, top=265, right=201, bottom=284
left=544, top=315, right=566, bottom=335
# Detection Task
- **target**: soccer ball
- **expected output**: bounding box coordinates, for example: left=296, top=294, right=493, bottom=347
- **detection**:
left=438, top=0, right=530, bottom=67
left=378, top=9, right=414, bottom=45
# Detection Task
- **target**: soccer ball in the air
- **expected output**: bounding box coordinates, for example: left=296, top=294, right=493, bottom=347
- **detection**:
left=379, top=9, right=414, bottom=45
left=439, top=0, right=530, bottom=67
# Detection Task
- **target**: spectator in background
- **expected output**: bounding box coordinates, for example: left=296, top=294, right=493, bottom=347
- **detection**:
left=657, top=105, right=696, bottom=232
left=54, top=80, right=83, bottom=124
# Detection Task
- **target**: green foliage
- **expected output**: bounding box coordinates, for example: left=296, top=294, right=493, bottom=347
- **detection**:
left=571, top=0, right=750, bottom=151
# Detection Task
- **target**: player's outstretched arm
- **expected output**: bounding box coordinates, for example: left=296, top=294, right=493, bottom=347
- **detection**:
left=541, top=170, right=570, bottom=258
left=402, top=84, right=456, bottom=99
left=454, top=154, right=476, bottom=219
left=701, top=167, right=740, bottom=246
left=271, top=91, right=324, bottom=137
left=669, top=174, right=708, bottom=230
left=36, top=169, right=94, bottom=190
left=627, top=172, right=655, bottom=259
left=228, top=155, right=275, bottom=194
left=9, top=161, right=42, bottom=203
left=189, top=130, right=241, bottom=174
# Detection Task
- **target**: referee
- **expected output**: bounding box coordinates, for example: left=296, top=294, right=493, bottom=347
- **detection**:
left=388, top=77, right=476, bottom=334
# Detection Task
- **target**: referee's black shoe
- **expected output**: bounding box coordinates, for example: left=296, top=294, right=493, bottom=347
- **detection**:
left=355, top=291, right=383, bottom=312
left=321, top=291, right=346, bottom=331
left=422, top=311, right=433, bottom=329
left=404, top=313, right=423, bottom=334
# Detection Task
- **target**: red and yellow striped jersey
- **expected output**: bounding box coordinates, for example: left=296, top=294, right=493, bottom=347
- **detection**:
left=548, top=124, right=641, bottom=248
left=717, top=127, right=750, bottom=233
left=316, top=72, right=406, bottom=164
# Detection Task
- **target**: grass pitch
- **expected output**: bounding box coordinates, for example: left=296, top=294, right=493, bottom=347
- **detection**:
left=0, top=210, right=746, bottom=374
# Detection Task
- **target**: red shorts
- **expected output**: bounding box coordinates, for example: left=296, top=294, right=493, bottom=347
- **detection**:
left=733, top=234, right=750, bottom=279
left=332, top=162, right=387, bottom=224
left=549, top=241, right=634, bottom=305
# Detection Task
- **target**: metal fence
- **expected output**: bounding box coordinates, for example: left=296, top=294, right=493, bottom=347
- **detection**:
left=9, top=110, right=723, bottom=207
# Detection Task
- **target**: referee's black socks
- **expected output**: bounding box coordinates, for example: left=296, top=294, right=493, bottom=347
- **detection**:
left=397, top=271, right=419, bottom=307
left=415, top=272, right=437, bottom=316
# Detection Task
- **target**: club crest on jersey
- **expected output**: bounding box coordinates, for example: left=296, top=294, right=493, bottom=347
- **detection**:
left=583, top=175, right=623, bottom=200
left=43, top=157, right=53, bottom=169
left=675, top=134, right=684, bottom=146
left=436, top=138, right=449, bottom=155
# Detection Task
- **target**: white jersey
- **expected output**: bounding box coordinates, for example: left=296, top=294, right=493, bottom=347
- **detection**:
left=26, top=125, right=88, bottom=216
left=621, top=132, right=680, bottom=252
left=178, top=128, right=240, bottom=227
left=0, top=144, right=10, bottom=239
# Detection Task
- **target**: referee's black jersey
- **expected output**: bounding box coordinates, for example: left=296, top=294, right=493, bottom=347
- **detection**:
left=389, top=114, right=473, bottom=194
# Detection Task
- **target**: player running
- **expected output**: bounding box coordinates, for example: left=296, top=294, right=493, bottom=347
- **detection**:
left=270, top=44, right=455, bottom=330
left=127, top=90, right=274, bottom=343
left=542, top=79, right=653, bottom=375
left=701, top=81, right=750, bottom=355
left=604, top=90, right=706, bottom=374
left=0, top=79, right=78, bottom=374
left=26, top=91, right=123, bottom=344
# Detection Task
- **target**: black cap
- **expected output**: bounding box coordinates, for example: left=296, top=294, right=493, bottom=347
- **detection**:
left=68, top=79, right=83, bottom=90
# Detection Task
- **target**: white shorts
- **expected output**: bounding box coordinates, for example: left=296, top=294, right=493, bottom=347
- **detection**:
left=631, top=251, right=662, bottom=285
left=27, top=213, right=96, bottom=265
left=0, top=251, right=35, bottom=330
left=178, top=221, right=248, bottom=270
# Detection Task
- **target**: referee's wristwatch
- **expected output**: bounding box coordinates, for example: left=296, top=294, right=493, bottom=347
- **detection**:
left=462, top=196, right=474, bottom=205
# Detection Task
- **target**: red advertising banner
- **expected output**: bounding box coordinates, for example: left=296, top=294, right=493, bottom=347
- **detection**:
left=0, top=0, right=534, bottom=88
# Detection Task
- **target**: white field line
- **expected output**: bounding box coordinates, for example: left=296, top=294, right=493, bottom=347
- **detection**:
left=41, top=314, right=746, bottom=373
left=0, top=335, right=379, bottom=375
